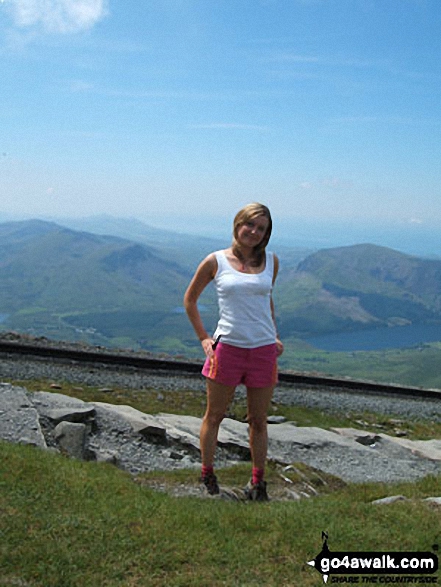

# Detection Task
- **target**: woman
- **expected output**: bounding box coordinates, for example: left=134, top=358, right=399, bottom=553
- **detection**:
left=183, top=203, right=283, bottom=501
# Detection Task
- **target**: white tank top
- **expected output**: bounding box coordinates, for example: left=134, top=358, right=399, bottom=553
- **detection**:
left=212, top=250, right=277, bottom=348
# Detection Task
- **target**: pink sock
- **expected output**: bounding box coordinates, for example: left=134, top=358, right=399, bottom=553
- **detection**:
left=252, top=467, right=265, bottom=485
left=201, top=465, right=214, bottom=478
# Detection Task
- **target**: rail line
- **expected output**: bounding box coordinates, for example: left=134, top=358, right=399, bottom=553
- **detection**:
left=0, top=340, right=440, bottom=400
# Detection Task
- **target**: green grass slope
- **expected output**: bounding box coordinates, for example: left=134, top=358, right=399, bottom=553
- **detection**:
left=1, top=441, right=440, bottom=587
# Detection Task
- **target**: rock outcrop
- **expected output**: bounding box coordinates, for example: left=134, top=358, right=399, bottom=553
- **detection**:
left=1, top=383, right=440, bottom=484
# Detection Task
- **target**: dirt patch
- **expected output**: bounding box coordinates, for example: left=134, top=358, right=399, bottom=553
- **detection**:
left=134, top=462, right=347, bottom=501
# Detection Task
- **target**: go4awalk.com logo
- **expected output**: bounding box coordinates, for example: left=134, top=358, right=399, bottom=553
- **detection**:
left=308, top=532, right=439, bottom=584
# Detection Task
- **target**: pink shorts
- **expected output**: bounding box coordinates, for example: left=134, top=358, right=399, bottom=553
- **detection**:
left=202, top=342, right=278, bottom=388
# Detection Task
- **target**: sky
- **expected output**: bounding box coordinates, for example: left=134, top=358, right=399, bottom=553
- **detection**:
left=1, top=0, right=440, bottom=241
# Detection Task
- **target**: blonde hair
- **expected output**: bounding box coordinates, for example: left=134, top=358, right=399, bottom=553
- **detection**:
left=232, top=202, right=272, bottom=267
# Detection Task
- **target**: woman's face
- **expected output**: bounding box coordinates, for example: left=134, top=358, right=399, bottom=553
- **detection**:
left=236, top=215, right=270, bottom=248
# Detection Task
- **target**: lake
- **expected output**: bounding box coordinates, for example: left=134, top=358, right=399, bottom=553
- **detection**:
left=305, top=322, right=441, bottom=352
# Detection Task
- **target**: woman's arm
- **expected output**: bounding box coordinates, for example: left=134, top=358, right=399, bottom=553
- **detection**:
left=271, top=254, right=284, bottom=356
left=183, top=253, right=218, bottom=357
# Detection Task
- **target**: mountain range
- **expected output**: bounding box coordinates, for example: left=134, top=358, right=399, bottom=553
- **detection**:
left=277, top=243, right=441, bottom=338
left=1, top=218, right=441, bottom=357
left=0, top=220, right=203, bottom=353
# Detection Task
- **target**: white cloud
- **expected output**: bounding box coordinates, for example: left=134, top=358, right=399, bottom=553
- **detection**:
left=7, top=0, right=108, bottom=34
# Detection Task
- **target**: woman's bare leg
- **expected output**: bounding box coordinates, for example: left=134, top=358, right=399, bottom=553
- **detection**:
left=246, top=385, right=275, bottom=470
left=200, top=379, right=236, bottom=467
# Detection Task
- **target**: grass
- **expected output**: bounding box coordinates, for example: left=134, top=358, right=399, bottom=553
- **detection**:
left=1, top=441, right=440, bottom=587
left=2, top=377, right=440, bottom=585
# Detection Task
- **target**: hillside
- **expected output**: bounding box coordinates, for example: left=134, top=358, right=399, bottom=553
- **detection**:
left=0, top=220, right=215, bottom=352
left=54, top=214, right=227, bottom=271
left=2, top=221, right=441, bottom=357
left=275, top=243, right=441, bottom=338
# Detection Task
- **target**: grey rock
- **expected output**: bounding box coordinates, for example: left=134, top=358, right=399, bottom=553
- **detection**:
left=267, top=415, right=287, bottom=424
left=95, top=451, right=118, bottom=465
left=218, top=486, right=242, bottom=501
left=423, top=497, right=441, bottom=506
left=0, top=385, right=47, bottom=448
left=32, top=391, right=90, bottom=409
left=32, top=391, right=95, bottom=424
left=54, top=421, right=86, bottom=459
left=354, top=434, right=382, bottom=447
left=284, top=489, right=302, bottom=500
left=371, top=495, right=408, bottom=505
left=380, top=436, right=441, bottom=462
left=170, top=451, right=184, bottom=460
left=42, top=406, right=96, bottom=425
left=332, top=428, right=441, bottom=462
left=94, top=402, right=165, bottom=438
left=0, top=383, right=34, bottom=410
left=1, top=382, right=440, bottom=484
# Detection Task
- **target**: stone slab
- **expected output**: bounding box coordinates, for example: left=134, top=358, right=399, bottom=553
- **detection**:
left=94, top=402, right=166, bottom=438
left=0, top=385, right=46, bottom=448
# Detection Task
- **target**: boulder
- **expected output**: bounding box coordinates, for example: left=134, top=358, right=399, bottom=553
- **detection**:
left=332, top=428, right=441, bottom=461
left=372, top=495, right=408, bottom=505
left=54, top=421, right=87, bottom=459
left=0, top=384, right=46, bottom=448
left=94, top=402, right=166, bottom=439
left=424, top=497, right=441, bottom=506
left=31, top=391, right=95, bottom=424
left=1, top=384, right=440, bottom=486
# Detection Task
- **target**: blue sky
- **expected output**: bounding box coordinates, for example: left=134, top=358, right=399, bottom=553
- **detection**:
left=1, top=0, right=440, bottom=236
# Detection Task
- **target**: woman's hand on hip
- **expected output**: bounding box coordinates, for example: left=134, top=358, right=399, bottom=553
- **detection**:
left=276, top=338, right=284, bottom=357
left=201, top=338, right=215, bottom=358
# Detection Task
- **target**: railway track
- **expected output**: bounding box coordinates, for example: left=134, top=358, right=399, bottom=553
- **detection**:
left=1, top=339, right=440, bottom=400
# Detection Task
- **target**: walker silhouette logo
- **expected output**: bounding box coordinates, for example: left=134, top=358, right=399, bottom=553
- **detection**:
left=307, top=532, right=439, bottom=584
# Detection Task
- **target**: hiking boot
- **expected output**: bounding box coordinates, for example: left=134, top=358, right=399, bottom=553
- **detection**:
left=244, top=479, right=269, bottom=502
left=201, top=472, right=220, bottom=495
